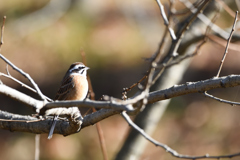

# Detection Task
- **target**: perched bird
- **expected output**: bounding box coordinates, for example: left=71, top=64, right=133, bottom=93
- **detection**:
left=48, top=62, right=89, bottom=139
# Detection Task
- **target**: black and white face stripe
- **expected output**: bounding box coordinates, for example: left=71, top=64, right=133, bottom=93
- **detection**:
left=68, top=63, right=89, bottom=76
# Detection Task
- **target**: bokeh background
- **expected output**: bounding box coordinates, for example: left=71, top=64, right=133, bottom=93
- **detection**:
left=0, top=0, right=240, bottom=159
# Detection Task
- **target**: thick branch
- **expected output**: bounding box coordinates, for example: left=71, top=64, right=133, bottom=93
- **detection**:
left=1, top=75, right=240, bottom=116
left=0, top=109, right=121, bottom=136
left=148, top=74, right=240, bottom=104
left=0, top=84, right=44, bottom=110
left=0, top=75, right=240, bottom=136
left=81, top=109, right=121, bottom=128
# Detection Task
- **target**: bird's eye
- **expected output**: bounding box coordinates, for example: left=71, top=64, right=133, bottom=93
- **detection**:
left=78, top=66, right=84, bottom=70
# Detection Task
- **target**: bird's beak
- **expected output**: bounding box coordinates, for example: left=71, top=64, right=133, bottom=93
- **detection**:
left=85, top=67, right=90, bottom=70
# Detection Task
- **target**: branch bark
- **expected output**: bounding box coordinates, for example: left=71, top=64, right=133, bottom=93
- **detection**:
left=1, top=74, right=240, bottom=136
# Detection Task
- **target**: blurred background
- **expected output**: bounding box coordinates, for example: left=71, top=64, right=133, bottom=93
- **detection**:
left=0, top=0, right=240, bottom=159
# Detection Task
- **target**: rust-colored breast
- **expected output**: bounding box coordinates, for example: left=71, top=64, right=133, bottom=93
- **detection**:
left=67, top=75, right=88, bottom=100
left=55, top=75, right=88, bottom=101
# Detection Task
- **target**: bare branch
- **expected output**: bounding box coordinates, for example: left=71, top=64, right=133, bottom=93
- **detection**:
left=2, top=74, right=240, bottom=116
left=121, top=111, right=240, bottom=159
left=148, top=75, right=240, bottom=104
left=0, top=17, right=46, bottom=102
left=81, top=109, right=122, bottom=128
left=2, top=74, right=240, bottom=138
left=0, top=53, right=46, bottom=101
left=41, top=99, right=134, bottom=114
left=152, top=0, right=211, bottom=85
left=0, top=72, right=52, bottom=102
left=216, top=11, right=238, bottom=77
left=0, top=110, right=80, bottom=136
left=0, top=84, right=44, bottom=109
left=203, top=91, right=240, bottom=106
left=166, top=40, right=206, bottom=67
left=155, top=0, right=176, bottom=40
left=3, top=74, right=240, bottom=133
left=0, top=16, right=6, bottom=51
left=122, top=75, right=147, bottom=97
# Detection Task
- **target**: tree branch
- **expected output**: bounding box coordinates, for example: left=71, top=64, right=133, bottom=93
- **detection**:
left=149, top=74, right=240, bottom=103
left=0, top=84, right=44, bottom=110
left=0, top=53, right=46, bottom=101
left=121, top=111, right=240, bottom=159
left=1, top=74, right=240, bottom=136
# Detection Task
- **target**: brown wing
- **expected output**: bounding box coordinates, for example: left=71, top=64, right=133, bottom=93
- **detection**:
left=54, top=75, right=75, bottom=100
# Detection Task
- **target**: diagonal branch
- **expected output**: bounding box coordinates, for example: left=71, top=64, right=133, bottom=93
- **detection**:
left=0, top=84, right=44, bottom=110
left=216, top=11, right=238, bottom=77
left=0, top=72, right=52, bottom=102
left=0, top=53, right=46, bottom=101
left=121, top=111, right=240, bottom=159
left=155, top=0, right=176, bottom=40
left=151, top=0, right=211, bottom=85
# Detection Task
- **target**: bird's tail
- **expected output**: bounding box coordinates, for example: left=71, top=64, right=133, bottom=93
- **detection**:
left=48, top=115, right=59, bottom=139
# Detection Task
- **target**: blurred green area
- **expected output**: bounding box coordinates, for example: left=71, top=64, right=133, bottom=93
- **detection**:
left=0, top=0, right=240, bottom=160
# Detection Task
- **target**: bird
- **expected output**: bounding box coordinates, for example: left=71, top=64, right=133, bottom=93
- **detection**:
left=48, top=62, right=89, bottom=139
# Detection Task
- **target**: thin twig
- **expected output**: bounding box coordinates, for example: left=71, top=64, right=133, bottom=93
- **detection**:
left=203, top=91, right=240, bottom=106
left=152, top=0, right=211, bottom=85
left=216, top=11, right=238, bottom=77
left=166, top=6, right=219, bottom=68
left=166, top=40, right=206, bottom=67
left=6, top=65, right=11, bottom=76
left=122, top=0, right=174, bottom=96
left=136, top=0, right=177, bottom=111
left=140, top=0, right=210, bottom=112
left=0, top=54, right=46, bottom=101
left=0, top=72, right=52, bottom=102
left=0, top=16, right=6, bottom=51
left=0, top=17, right=45, bottom=101
left=122, top=75, right=147, bottom=94
left=121, top=111, right=240, bottom=159
left=153, top=0, right=174, bottom=63
left=155, top=0, right=176, bottom=40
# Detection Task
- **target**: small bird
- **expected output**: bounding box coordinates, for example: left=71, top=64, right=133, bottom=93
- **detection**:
left=48, top=62, right=89, bottom=139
